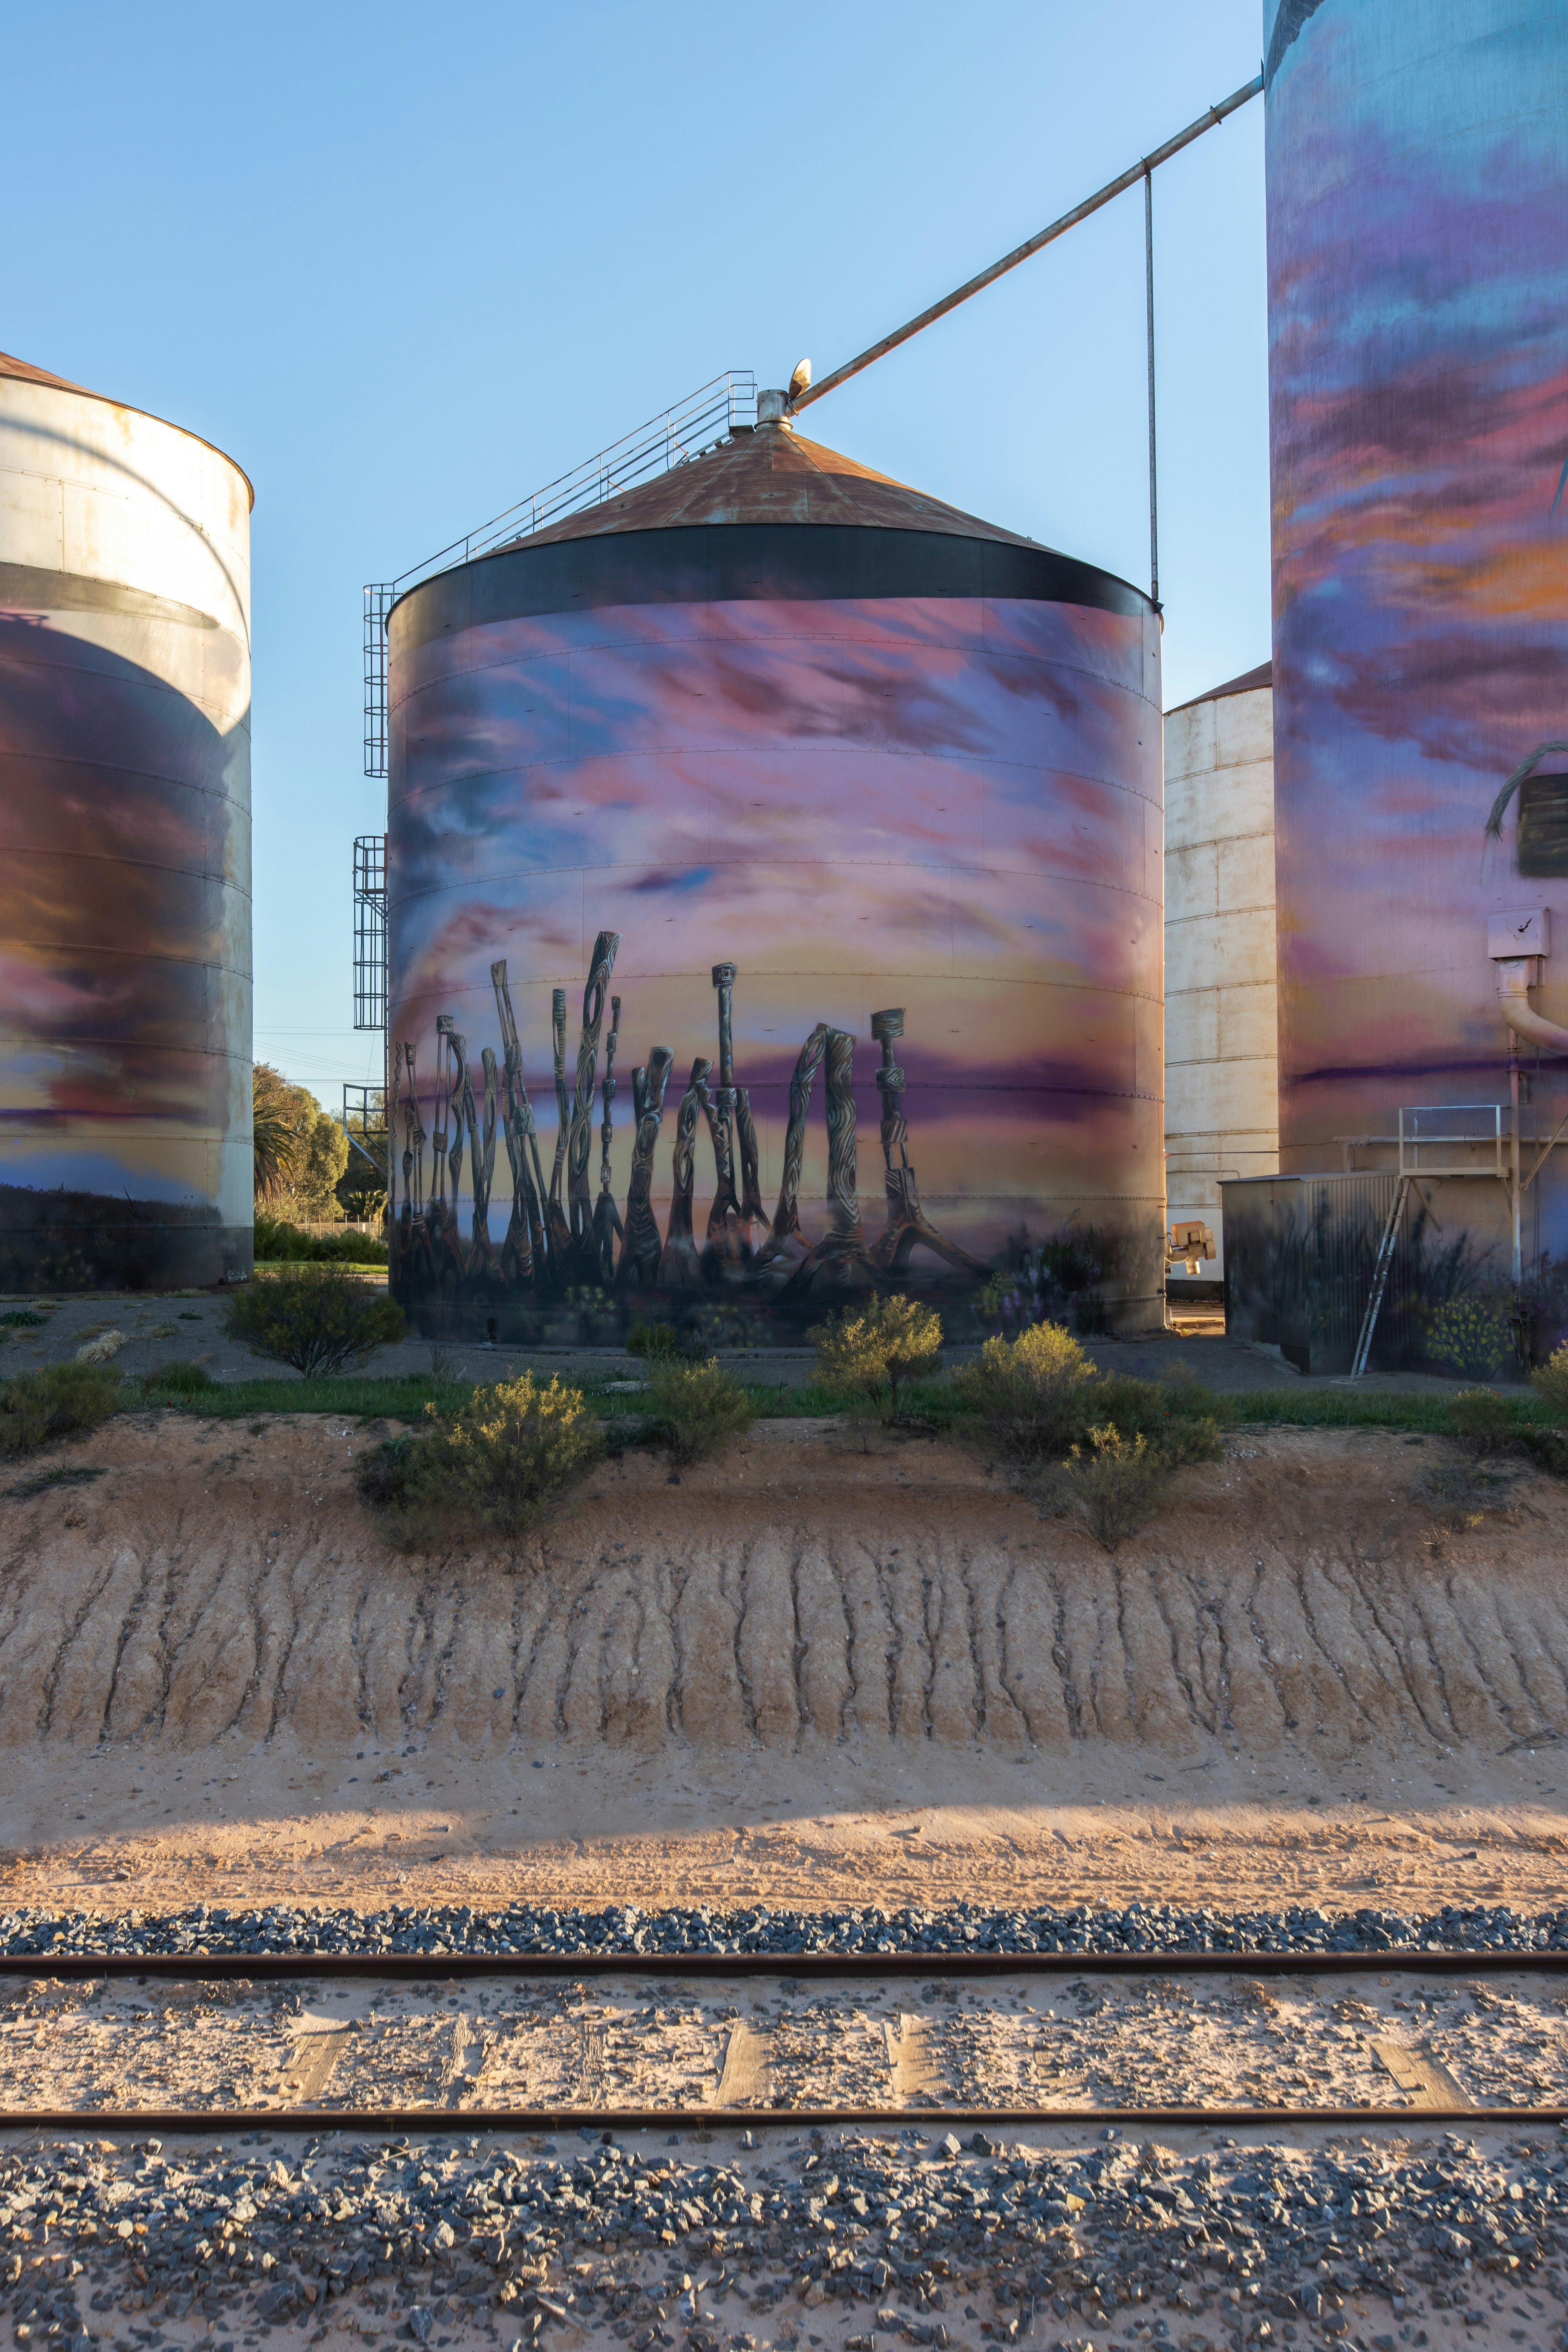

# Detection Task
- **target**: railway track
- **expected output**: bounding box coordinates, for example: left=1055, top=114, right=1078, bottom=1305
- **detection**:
left=5, top=1957, right=1566, bottom=2352
left=6, top=1948, right=1568, bottom=2132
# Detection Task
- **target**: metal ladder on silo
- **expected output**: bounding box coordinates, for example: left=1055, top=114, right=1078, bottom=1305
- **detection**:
left=1350, top=1175, right=1412, bottom=1378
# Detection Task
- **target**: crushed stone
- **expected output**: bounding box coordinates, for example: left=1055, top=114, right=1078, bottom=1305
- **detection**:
left=5, top=1900, right=1568, bottom=1960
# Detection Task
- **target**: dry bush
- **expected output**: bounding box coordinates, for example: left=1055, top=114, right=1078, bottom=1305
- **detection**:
left=1093, top=1367, right=1224, bottom=1467
left=357, top=1371, right=601, bottom=1547
left=1427, top=1295, right=1512, bottom=1379
left=952, top=1321, right=1097, bottom=1461
left=1414, top=1457, right=1519, bottom=1551
left=0, top=1362, right=122, bottom=1458
left=809, top=1296, right=944, bottom=1422
left=1444, top=1386, right=1518, bottom=1454
left=224, top=1265, right=405, bottom=1376
left=646, top=1357, right=757, bottom=1468
left=625, top=1319, right=685, bottom=1362
left=1063, top=1424, right=1172, bottom=1552
left=1531, top=1343, right=1568, bottom=1416
left=145, top=1360, right=215, bottom=1398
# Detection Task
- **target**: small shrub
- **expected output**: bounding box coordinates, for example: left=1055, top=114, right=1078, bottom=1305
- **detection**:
left=1427, top=1295, right=1511, bottom=1379
left=1520, top=1423, right=1568, bottom=1477
left=952, top=1321, right=1097, bottom=1461
left=4, top=1463, right=105, bottom=1500
left=253, top=1211, right=389, bottom=1266
left=1094, top=1368, right=1224, bottom=1467
left=1064, top=1424, right=1171, bottom=1553
left=646, top=1358, right=757, bottom=1468
left=808, top=1296, right=944, bottom=1422
left=354, top=1433, right=421, bottom=1513
left=75, top=1329, right=126, bottom=1365
left=625, top=1319, right=684, bottom=1362
left=358, top=1372, right=600, bottom=1545
left=1531, top=1342, right=1568, bottom=1416
left=147, top=1360, right=216, bottom=1397
left=1414, top=1458, right=1518, bottom=1547
left=224, top=1266, right=406, bottom=1377
left=0, top=1309, right=48, bottom=1330
left=0, top=1361, right=123, bottom=1457
left=1446, top=1387, right=1517, bottom=1455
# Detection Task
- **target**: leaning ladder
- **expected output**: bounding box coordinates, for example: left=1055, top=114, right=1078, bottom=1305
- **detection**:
left=1350, top=1174, right=1411, bottom=1378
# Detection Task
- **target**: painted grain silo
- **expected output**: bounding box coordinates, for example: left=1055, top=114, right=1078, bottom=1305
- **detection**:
left=1163, top=661, right=1277, bottom=1291
left=1258, top=0, right=1568, bottom=1360
left=384, top=399, right=1163, bottom=1337
left=0, top=351, right=253, bottom=1293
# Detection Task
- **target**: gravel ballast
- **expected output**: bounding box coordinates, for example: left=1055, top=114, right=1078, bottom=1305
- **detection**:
left=5, top=2120, right=1568, bottom=2352
left=5, top=1902, right=1568, bottom=1961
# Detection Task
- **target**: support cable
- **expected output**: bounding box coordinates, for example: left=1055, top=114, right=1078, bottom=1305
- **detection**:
left=1144, top=164, right=1159, bottom=608
left=792, top=75, right=1262, bottom=416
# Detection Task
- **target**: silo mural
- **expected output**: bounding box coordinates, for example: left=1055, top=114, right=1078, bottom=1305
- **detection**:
left=385, top=416, right=1163, bottom=1338
left=0, top=351, right=253, bottom=1292
left=1259, top=0, right=1568, bottom=1361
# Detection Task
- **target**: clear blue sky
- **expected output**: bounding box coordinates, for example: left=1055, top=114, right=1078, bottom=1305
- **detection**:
left=7, top=0, right=1268, bottom=1112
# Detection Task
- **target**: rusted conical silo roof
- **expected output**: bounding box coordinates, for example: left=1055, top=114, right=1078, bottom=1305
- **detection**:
left=0, top=348, right=103, bottom=395
left=503, top=418, right=1044, bottom=551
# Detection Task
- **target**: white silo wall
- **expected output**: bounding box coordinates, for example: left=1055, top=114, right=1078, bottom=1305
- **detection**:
left=1163, top=678, right=1279, bottom=1282
left=0, top=360, right=253, bottom=1289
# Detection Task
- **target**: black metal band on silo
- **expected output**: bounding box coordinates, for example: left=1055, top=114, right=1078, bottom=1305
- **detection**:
left=387, top=522, right=1152, bottom=654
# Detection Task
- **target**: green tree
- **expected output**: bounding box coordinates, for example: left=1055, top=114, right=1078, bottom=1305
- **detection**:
left=296, top=1112, right=350, bottom=1220
left=251, top=1063, right=350, bottom=1221
left=252, top=1063, right=303, bottom=1200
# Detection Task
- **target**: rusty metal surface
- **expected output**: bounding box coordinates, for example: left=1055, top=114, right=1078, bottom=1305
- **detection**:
left=504, top=422, right=1041, bottom=550
left=0, top=2101, right=1557, bottom=2134
left=2, top=1951, right=1564, bottom=1981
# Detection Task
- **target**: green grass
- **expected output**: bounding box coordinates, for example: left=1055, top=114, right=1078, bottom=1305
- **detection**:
left=1213, top=1386, right=1563, bottom=1435
left=121, top=1364, right=1568, bottom=1447
left=250, top=1260, right=387, bottom=1279
left=131, top=1372, right=472, bottom=1421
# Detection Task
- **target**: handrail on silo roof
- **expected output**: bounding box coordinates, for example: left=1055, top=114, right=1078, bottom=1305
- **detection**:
left=361, top=371, right=757, bottom=778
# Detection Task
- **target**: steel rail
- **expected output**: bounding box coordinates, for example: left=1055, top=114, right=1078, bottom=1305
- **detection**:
left=1, top=1950, right=1562, bottom=1983
left=0, top=2102, right=1560, bottom=2136
left=792, top=75, right=1263, bottom=415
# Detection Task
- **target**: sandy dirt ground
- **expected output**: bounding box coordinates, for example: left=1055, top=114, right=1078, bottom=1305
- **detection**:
left=2, top=1413, right=1566, bottom=1923
left=0, top=1283, right=1504, bottom=1401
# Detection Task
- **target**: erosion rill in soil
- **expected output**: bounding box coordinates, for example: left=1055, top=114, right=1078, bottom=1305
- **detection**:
left=5, top=1409, right=1568, bottom=2347
left=5, top=1415, right=1568, bottom=1917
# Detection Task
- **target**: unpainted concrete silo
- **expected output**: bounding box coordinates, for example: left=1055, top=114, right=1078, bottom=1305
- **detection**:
left=0, top=351, right=253, bottom=1291
left=1163, top=661, right=1277, bottom=1291
left=383, top=401, right=1164, bottom=1336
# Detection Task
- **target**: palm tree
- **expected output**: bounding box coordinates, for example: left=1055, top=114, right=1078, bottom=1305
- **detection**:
left=253, top=1067, right=303, bottom=1200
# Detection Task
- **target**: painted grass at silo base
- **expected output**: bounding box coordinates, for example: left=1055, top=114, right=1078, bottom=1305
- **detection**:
left=2, top=1407, right=1567, bottom=1928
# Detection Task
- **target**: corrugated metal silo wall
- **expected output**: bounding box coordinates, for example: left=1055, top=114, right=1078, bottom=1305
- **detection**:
left=1222, top=1172, right=1433, bottom=1372
left=1266, top=0, right=1568, bottom=1348
left=0, top=378, right=253, bottom=1291
left=386, top=531, right=1163, bottom=1337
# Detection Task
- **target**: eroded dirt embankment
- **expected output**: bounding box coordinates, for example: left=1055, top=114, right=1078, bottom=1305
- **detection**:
left=2, top=1412, right=1566, bottom=1917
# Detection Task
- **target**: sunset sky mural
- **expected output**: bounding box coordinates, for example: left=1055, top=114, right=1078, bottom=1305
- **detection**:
left=1267, top=0, right=1568, bottom=1271
left=386, top=581, right=1163, bottom=1318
